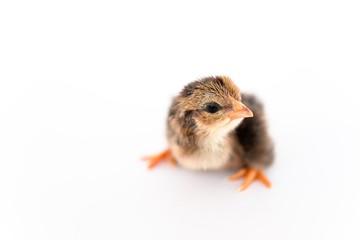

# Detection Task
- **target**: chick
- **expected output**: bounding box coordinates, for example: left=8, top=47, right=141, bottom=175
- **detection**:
left=144, top=76, right=274, bottom=191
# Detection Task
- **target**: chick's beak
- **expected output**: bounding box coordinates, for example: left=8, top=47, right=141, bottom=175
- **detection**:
left=228, top=101, right=253, bottom=120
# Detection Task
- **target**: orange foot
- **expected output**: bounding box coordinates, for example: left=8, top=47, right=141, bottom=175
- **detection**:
left=228, top=167, right=271, bottom=191
left=143, top=149, right=176, bottom=169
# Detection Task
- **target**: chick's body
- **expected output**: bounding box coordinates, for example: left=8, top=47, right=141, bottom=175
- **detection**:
left=145, top=76, right=274, bottom=191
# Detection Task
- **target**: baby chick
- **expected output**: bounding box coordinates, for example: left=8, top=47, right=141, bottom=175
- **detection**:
left=144, top=76, right=274, bottom=191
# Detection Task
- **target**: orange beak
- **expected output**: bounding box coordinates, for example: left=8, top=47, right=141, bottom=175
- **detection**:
left=228, top=101, right=253, bottom=120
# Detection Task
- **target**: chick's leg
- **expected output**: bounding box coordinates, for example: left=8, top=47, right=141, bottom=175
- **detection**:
left=143, top=149, right=176, bottom=169
left=228, top=167, right=271, bottom=191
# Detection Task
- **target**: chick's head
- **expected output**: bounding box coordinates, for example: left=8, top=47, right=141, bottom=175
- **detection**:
left=176, top=76, right=253, bottom=137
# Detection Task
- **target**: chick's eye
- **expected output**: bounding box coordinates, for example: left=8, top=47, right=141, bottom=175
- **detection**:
left=205, top=103, right=221, bottom=113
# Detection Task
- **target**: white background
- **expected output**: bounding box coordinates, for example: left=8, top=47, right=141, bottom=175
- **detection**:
left=1, top=1, right=360, bottom=239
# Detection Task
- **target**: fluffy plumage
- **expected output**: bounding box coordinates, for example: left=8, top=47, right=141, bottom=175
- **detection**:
left=166, top=76, right=274, bottom=171
left=144, top=75, right=274, bottom=191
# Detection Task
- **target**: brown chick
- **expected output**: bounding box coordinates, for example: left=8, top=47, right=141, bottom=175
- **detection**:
left=144, top=76, right=274, bottom=191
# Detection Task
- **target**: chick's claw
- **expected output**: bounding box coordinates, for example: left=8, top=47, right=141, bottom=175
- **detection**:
left=228, top=167, right=271, bottom=191
left=143, top=149, right=176, bottom=169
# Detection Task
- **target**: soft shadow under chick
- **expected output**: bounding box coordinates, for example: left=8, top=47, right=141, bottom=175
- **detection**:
left=144, top=76, right=274, bottom=191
